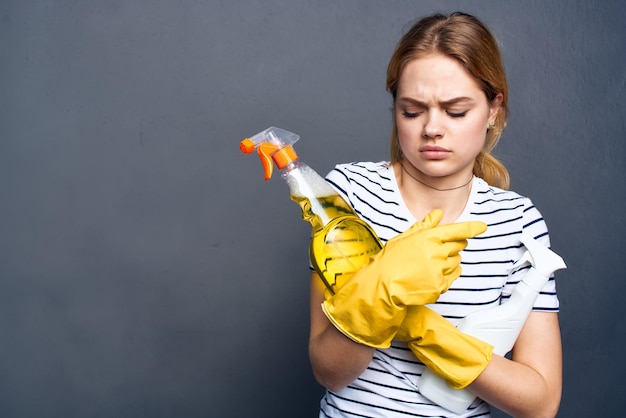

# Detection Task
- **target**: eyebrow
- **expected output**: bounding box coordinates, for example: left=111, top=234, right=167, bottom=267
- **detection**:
left=397, top=97, right=475, bottom=107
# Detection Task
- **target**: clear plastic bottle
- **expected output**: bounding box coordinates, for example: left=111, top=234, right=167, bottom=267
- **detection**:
left=240, top=127, right=382, bottom=293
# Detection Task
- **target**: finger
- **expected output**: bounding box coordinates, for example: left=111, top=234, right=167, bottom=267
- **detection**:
left=439, top=239, right=470, bottom=257
left=441, top=253, right=462, bottom=274
left=421, top=209, right=443, bottom=228
left=403, top=209, right=444, bottom=235
left=391, top=209, right=444, bottom=243
left=431, top=221, right=487, bottom=242
left=442, top=264, right=463, bottom=291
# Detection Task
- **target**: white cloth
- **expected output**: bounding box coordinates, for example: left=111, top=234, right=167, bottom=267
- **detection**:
left=318, top=161, right=559, bottom=418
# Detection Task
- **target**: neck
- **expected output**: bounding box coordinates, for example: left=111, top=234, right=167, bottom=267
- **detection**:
left=394, top=161, right=473, bottom=224
left=400, top=161, right=473, bottom=191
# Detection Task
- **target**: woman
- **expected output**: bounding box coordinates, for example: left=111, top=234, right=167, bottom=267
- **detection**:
left=309, top=12, right=562, bottom=417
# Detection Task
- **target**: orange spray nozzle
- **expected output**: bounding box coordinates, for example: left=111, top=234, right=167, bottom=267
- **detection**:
left=240, top=127, right=300, bottom=180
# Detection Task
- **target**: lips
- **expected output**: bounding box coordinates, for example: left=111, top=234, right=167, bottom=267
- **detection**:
left=420, top=145, right=450, bottom=159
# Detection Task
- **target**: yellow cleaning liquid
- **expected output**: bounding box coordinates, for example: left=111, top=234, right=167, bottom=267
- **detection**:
left=292, top=194, right=382, bottom=293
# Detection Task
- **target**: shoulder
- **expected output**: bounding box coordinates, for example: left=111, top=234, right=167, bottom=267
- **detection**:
left=473, top=178, right=530, bottom=208
left=325, top=161, right=392, bottom=196
left=473, top=178, right=539, bottom=219
left=325, top=161, right=410, bottom=240
left=326, top=161, right=391, bottom=182
left=471, top=178, right=550, bottom=244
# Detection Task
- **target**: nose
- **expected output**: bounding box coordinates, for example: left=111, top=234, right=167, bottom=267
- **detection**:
left=423, top=112, right=444, bottom=139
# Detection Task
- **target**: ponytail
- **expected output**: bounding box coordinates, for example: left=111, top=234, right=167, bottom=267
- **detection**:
left=474, top=150, right=509, bottom=190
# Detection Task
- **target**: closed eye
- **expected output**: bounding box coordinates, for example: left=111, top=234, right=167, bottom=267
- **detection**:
left=401, top=110, right=422, bottom=119
left=447, top=110, right=468, bottom=118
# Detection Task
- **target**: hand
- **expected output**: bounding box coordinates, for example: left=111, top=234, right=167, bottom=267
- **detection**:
left=321, top=209, right=487, bottom=348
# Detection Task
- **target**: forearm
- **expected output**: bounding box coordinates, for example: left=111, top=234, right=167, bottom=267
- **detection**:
left=309, top=272, right=374, bottom=392
left=467, top=312, right=562, bottom=418
left=309, top=321, right=374, bottom=392
left=468, top=354, right=561, bottom=418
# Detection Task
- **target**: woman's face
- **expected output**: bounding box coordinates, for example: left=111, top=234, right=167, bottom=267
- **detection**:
left=395, top=53, right=501, bottom=183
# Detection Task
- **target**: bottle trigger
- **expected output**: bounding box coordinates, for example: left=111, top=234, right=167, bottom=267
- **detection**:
left=258, top=142, right=279, bottom=181
left=512, top=250, right=532, bottom=270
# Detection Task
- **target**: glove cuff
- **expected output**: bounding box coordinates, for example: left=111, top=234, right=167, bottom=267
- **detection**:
left=321, top=300, right=399, bottom=349
left=416, top=333, right=493, bottom=389
left=400, top=306, right=494, bottom=389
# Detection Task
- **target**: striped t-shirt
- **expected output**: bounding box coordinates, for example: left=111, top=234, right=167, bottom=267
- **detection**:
left=318, top=161, right=559, bottom=418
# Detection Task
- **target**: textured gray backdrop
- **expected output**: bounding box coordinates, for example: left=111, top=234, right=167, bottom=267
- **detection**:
left=1, top=1, right=624, bottom=417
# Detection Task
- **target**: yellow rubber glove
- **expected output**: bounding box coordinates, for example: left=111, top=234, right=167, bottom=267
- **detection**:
left=321, top=209, right=487, bottom=348
left=396, top=306, right=493, bottom=389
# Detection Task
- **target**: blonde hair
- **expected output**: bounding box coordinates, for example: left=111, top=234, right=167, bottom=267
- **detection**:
left=386, top=12, right=510, bottom=189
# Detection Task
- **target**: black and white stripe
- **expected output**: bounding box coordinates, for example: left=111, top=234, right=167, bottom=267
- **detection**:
left=317, top=161, right=559, bottom=417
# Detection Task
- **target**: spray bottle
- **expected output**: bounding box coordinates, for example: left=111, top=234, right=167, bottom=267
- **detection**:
left=418, top=233, right=567, bottom=414
left=240, top=127, right=382, bottom=294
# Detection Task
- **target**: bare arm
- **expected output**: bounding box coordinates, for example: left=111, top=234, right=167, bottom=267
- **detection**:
left=308, top=271, right=374, bottom=392
left=468, top=311, right=562, bottom=418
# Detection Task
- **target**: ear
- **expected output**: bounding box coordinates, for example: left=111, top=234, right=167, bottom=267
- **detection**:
left=488, top=93, right=504, bottom=125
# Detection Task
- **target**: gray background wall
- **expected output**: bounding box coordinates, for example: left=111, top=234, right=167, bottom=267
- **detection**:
left=1, top=1, right=624, bottom=417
